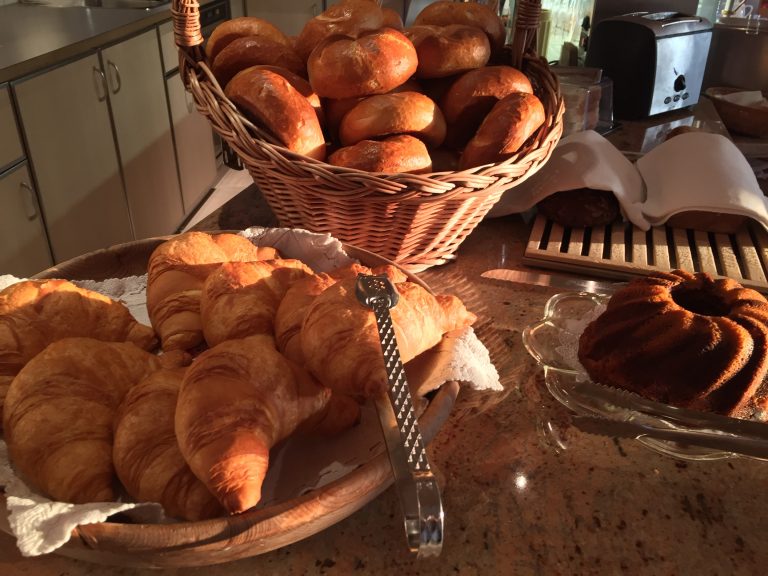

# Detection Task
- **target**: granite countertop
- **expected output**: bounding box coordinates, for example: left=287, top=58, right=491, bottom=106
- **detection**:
left=0, top=1, right=177, bottom=83
left=3, top=198, right=768, bottom=573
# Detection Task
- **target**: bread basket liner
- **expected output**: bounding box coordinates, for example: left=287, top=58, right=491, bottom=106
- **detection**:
left=171, top=0, right=565, bottom=272
left=0, top=227, right=501, bottom=561
left=487, top=130, right=768, bottom=232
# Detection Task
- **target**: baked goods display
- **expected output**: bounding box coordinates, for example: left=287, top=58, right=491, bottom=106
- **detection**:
left=535, top=188, right=621, bottom=227
left=1, top=230, right=477, bottom=522
left=578, top=269, right=768, bottom=420
left=206, top=1, right=546, bottom=173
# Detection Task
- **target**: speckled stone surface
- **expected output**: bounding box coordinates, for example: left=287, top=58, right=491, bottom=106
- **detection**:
left=3, top=189, right=768, bottom=575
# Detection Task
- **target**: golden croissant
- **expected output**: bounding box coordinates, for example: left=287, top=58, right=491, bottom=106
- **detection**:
left=301, top=276, right=477, bottom=400
left=200, top=259, right=313, bottom=347
left=0, top=279, right=157, bottom=423
left=146, top=231, right=278, bottom=352
left=175, top=334, right=359, bottom=514
left=3, top=338, right=164, bottom=504
left=113, top=367, right=223, bottom=521
left=274, top=263, right=405, bottom=364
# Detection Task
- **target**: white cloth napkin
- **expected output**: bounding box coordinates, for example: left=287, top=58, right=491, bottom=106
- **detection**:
left=486, top=130, right=650, bottom=230
left=717, top=90, right=768, bottom=108
left=637, top=132, right=768, bottom=229
left=0, top=227, right=501, bottom=557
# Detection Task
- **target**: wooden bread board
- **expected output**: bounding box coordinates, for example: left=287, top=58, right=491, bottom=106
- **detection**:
left=523, top=214, right=768, bottom=294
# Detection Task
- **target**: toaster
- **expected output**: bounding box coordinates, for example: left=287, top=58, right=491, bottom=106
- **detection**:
left=585, top=12, right=713, bottom=119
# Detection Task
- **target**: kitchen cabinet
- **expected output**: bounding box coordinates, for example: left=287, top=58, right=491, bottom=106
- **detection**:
left=246, top=0, right=322, bottom=36
left=0, top=162, right=53, bottom=277
left=0, top=85, right=23, bottom=170
left=13, top=29, right=185, bottom=263
left=101, top=29, right=185, bottom=239
left=159, top=21, right=219, bottom=214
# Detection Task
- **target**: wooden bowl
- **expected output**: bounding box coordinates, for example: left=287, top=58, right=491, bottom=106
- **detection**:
left=0, top=233, right=460, bottom=567
left=705, top=86, right=768, bottom=139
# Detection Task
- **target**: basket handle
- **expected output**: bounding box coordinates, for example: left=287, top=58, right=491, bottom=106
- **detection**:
left=507, top=0, right=542, bottom=69
left=172, top=0, right=205, bottom=62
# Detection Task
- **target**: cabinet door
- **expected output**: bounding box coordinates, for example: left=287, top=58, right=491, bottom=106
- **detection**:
left=166, top=71, right=218, bottom=214
left=246, top=0, right=320, bottom=36
left=13, top=53, right=134, bottom=263
left=0, top=163, right=53, bottom=277
left=103, top=30, right=185, bottom=239
left=0, top=85, right=24, bottom=170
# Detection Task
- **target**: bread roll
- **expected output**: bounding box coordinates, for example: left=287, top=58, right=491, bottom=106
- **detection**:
left=295, top=0, right=385, bottom=61
left=382, top=7, right=405, bottom=30
left=405, top=24, right=491, bottom=79
left=441, top=65, right=533, bottom=148
left=206, top=17, right=292, bottom=63
left=339, top=91, right=446, bottom=147
left=307, top=28, right=418, bottom=99
left=413, top=0, right=506, bottom=56
left=243, top=65, right=325, bottom=128
left=211, top=36, right=305, bottom=88
left=328, top=135, right=433, bottom=174
left=324, top=78, right=423, bottom=142
left=225, top=68, right=326, bottom=161
left=459, top=92, right=546, bottom=169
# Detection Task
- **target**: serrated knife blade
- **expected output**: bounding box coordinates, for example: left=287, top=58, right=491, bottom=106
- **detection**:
left=481, top=268, right=618, bottom=294
left=572, top=415, right=768, bottom=461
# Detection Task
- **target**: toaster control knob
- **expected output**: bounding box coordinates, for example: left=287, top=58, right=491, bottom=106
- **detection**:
left=674, top=75, right=686, bottom=92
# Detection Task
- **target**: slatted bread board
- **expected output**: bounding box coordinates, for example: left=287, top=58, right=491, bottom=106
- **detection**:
left=523, top=214, right=768, bottom=294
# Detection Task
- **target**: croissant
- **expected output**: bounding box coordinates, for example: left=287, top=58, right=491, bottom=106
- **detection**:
left=0, top=279, right=157, bottom=422
left=3, top=338, right=164, bottom=503
left=301, top=276, right=477, bottom=400
left=200, top=259, right=313, bottom=347
left=175, top=334, right=359, bottom=514
left=113, top=366, right=223, bottom=521
left=274, top=263, right=405, bottom=364
left=146, top=231, right=278, bottom=351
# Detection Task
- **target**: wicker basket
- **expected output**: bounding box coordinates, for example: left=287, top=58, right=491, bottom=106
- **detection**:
left=172, top=0, right=564, bottom=272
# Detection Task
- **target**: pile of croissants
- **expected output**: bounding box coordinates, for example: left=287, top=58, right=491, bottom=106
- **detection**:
left=209, top=0, right=546, bottom=173
left=0, top=231, right=476, bottom=521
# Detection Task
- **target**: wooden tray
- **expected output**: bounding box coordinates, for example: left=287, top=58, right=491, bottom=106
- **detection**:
left=523, top=214, right=768, bottom=293
left=0, top=234, right=459, bottom=568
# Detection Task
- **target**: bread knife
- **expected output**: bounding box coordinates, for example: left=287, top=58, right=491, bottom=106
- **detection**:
left=572, top=415, right=768, bottom=461
left=573, top=381, right=768, bottom=442
left=481, top=268, right=619, bottom=295
left=355, top=273, right=443, bottom=558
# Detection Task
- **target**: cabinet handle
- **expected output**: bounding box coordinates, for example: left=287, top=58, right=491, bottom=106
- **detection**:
left=312, top=3, right=318, bottom=16
left=92, top=66, right=107, bottom=102
left=107, top=60, right=122, bottom=94
left=19, top=181, right=38, bottom=221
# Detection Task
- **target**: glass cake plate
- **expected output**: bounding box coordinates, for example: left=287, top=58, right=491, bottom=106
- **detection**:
left=522, top=291, right=768, bottom=462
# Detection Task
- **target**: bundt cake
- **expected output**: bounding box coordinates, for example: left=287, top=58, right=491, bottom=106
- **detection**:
left=577, top=269, right=768, bottom=420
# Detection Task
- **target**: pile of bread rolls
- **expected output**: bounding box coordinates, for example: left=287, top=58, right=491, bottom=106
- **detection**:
left=206, top=0, right=546, bottom=174
left=1, top=231, right=476, bottom=521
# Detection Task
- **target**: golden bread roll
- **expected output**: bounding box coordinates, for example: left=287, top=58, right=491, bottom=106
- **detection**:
left=3, top=338, right=164, bottom=503
left=339, top=91, right=446, bottom=147
left=328, top=135, right=433, bottom=174
left=175, top=334, right=359, bottom=514
left=146, top=231, right=278, bottom=352
left=307, top=28, right=418, bottom=99
left=301, top=276, right=476, bottom=400
left=405, top=24, right=491, bottom=79
left=413, top=0, right=506, bottom=55
left=238, top=64, right=325, bottom=128
left=113, top=367, right=224, bottom=521
left=441, top=65, right=533, bottom=148
left=324, top=78, right=423, bottom=142
left=211, top=36, right=305, bottom=88
left=225, top=67, right=327, bottom=161
left=205, top=16, right=293, bottom=62
left=200, top=259, right=313, bottom=347
left=0, top=279, right=157, bottom=423
left=459, top=92, right=546, bottom=169
left=295, top=0, right=385, bottom=61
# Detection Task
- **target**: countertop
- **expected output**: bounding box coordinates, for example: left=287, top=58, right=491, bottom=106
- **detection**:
left=3, top=196, right=768, bottom=574
left=0, top=2, right=175, bottom=83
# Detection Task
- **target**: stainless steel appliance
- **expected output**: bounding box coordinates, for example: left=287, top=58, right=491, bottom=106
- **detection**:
left=585, top=11, right=713, bottom=119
